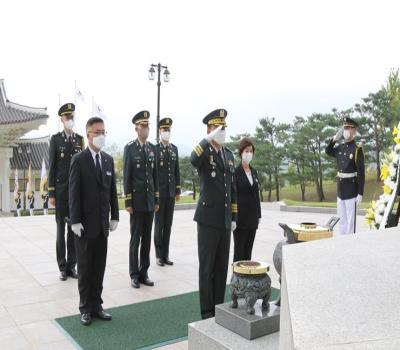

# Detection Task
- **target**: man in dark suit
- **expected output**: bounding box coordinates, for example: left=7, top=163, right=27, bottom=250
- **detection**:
left=69, top=117, right=119, bottom=326
left=49, top=103, right=84, bottom=280
left=154, top=117, right=181, bottom=267
left=190, top=109, right=237, bottom=319
left=123, top=111, right=159, bottom=289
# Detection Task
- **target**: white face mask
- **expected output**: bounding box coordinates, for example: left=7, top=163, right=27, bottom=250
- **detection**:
left=343, top=129, right=352, bottom=141
left=242, top=152, right=253, bottom=164
left=214, top=129, right=226, bottom=145
left=64, top=119, right=74, bottom=130
left=93, top=134, right=106, bottom=150
left=160, top=131, right=170, bottom=142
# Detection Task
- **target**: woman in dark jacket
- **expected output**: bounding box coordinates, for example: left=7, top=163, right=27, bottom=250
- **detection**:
left=233, top=137, right=261, bottom=262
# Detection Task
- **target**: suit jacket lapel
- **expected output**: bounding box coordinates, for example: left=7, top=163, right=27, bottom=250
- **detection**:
left=101, top=151, right=107, bottom=185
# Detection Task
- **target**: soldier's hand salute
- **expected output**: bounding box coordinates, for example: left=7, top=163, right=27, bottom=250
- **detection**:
left=326, top=117, right=365, bottom=235
left=191, top=108, right=237, bottom=319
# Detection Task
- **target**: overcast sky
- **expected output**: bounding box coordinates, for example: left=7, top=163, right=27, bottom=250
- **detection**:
left=1, top=0, right=400, bottom=154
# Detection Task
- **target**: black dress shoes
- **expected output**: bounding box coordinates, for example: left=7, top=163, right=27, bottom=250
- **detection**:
left=93, top=310, right=112, bottom=321
left=131, top=278, right=140, bottom=288
left=67, top=268, right=78, bottom=279
left=156, top=258, right=165, bottom=266
left=140, top=277, right=154, bottom=286
left=80, top=313, right=92, bottom=326
left=59, top=271, right=67, bottom=281
left=164, top=258, right=174, bottom=266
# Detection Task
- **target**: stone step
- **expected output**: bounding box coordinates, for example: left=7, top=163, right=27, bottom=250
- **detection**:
left=188, top=317, right=279, bottom=350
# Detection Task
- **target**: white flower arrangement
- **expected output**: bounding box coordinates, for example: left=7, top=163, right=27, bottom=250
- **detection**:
left=365, top=121, right=400, bottom=229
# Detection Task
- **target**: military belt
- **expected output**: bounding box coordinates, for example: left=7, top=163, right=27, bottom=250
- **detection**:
left=337, top=172, right=357, bottom=178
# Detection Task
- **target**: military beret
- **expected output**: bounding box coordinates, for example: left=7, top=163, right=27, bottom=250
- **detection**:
left=132, top=111, right=150, bottom=125
left=342, top=117, right=358, bottom=128
left=58, top=103, right=75, bottom=117
left=202, top=109, right=227, bottom=126
left=159, top=117, right=173, bottom=129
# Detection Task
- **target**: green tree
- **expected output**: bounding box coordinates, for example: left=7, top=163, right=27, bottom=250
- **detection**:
left=179, top=156, right=198, bottom=199
left=286, top=117, right=313, bottom=201
left=354, top=89, right=394, bottom=180
left=254, top=117, right=289, bottom=201
left=301, top=113, right=337, bottom=201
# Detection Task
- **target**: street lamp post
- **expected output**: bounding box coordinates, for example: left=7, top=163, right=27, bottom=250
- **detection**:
left=148, top=63, right=170, bottom=142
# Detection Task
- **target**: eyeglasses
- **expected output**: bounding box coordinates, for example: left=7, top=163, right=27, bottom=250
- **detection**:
left=89, top=130, right=107, bottom=136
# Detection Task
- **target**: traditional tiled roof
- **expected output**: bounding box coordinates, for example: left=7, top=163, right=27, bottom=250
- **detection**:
left=0, top=79, right=48, bottom=125
left=10, top=137, right=49, bottom=170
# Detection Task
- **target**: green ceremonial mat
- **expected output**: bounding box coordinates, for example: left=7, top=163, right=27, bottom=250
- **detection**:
left=55, top=286, right=279, bottom=350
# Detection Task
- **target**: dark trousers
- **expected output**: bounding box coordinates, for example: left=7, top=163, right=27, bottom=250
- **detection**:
left=197, top=223, right=231, bottom=319
left=56, top=214, right=76, bottom=272
left=154, top=197, right=175, bottom=259
left=233, top=228, right=257, bottom=262
left=129, top=211, right=154, bottom=279
left=74, top=234, right=108, bottom=314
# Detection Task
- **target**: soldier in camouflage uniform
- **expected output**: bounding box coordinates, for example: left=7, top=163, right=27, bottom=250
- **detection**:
left=48, top=103, right=84, bottom=280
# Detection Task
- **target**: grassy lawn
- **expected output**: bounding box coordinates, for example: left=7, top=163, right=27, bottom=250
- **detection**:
left=283, top=199, right=370, bottom=209
left=271, top=172, right=384, bottom=208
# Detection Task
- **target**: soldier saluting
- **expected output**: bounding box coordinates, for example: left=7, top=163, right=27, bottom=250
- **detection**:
left=123, top=111, right=159, bottom=289
left=191, top=109, right=238, bottom=319
left=326, top=117, right=365, bottom=235
left=48, top=103, right=84, bottom=280
left=154, top=118, right=181, bottom=267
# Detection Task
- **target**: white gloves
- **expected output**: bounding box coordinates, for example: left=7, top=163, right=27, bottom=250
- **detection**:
left=231, top=221, right=236, bottom=232
left=110, top=220, right=118, bottom=232
left=356, top=194, right=362, bottom=205
left=206, top=125, right=223, bottom=142
left=72, top=223, right=84, bottom=237
left=333, top=129, right=343, bottom=142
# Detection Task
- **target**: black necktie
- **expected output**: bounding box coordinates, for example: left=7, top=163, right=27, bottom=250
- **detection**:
left=218, top=149, right=225, bottom=166
left=95, top=154, right=102, bottom=183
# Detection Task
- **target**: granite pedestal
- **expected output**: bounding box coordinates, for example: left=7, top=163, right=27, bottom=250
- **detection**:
left=215, top=300, right=280, bottom=340
left=188, top=317, right=279, bottom=350
left=280, top=226, right=400, bottom=349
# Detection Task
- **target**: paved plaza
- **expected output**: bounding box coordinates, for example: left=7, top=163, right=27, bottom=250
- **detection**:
left=0, top=203, right=369, bottom=349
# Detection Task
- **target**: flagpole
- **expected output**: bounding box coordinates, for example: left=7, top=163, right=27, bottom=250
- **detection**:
left=74, top=80, right=77, bottom=104
left=58, top=93, right=61, bottom=132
